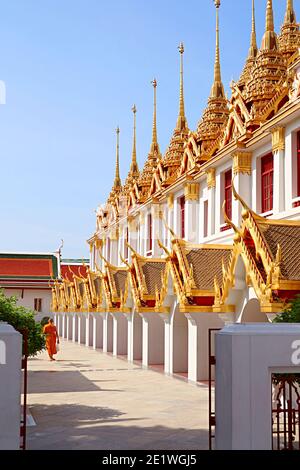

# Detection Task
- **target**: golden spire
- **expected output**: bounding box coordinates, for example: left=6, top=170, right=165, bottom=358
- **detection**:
left=130, top=105, right=139, bottom=174
left=150, top=78, right=161, bottom=155
left=261, top=0, right=278, bottom=50
left=176, top=42, right=188, bottom=131
left=284, top=0, right=296, bottom=25
left=248, top=0, right=258, bottom=59
left=113, top=126, right=121, bottom=189
left=210, top=0, right=225, bottom=99
left=278, top=0, right=299, bottom=60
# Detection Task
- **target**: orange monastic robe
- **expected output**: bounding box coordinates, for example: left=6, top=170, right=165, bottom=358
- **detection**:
left=43, top=323, right=57, bottom=356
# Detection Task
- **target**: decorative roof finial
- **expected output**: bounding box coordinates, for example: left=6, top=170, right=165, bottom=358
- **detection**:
left=284, top=0, right=296, bottom=25
left=249, top=0, right=258, bottom=58
left=150, top=78, right=161, bottom=155
left=176, top=42, right=188, bottom=131
left=130, top=105, right=138, bottom=174
left=261, top=0, right=278, bottom=50
left=113, top=126, right=121, bottom=189
left=210, top=0, right=225, bottom=99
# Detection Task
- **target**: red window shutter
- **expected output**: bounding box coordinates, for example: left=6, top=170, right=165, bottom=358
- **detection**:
left=224, top=169, right=232, bottom=220
left=179, top=196, right=185, bottom=239
left=297, top=131, right=300, bottom=197
left=261, top=153, right=274, bottom=213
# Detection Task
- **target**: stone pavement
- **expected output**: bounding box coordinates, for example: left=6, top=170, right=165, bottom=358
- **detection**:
left=26, top=340, right=209, bottom=450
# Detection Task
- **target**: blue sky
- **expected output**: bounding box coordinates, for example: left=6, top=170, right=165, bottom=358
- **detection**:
left=0, top=0, right=290, bottom=258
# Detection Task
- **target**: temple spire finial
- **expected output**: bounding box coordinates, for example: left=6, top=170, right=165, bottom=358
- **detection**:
left=113, top=126, right=121, bottom=189
left=130, top=105, right=138, bottom=174
left=284, top=0, right=296, bottom=25
left=261, top=0, right=278, bottom=50
left=150, top=79, right=161, bottom=155
left=210, top=0, right=225, bottom=99
left=176, top=42, right=188, bottom=131
left=249, top=0, right=258, bottom=58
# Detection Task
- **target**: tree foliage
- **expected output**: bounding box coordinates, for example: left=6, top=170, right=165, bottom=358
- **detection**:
left=273, top=295, right=300, bottom=324
left=0, top=289, right=45, bottom=356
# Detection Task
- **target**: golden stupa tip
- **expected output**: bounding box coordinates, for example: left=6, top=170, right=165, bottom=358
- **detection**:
left=178, top=42, right=184, bottom=54
left=214, top=0, right=221, bottom=8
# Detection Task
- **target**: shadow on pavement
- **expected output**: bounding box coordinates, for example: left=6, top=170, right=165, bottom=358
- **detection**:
left=27, top=402, right=208, bottom=450
left=27, top=370, right=124, bottom=393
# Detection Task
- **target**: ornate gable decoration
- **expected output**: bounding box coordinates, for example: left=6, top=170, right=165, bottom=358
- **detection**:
left=214, top=185, right=300, bottom=314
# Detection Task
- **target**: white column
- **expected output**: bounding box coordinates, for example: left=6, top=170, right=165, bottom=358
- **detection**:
left=61, top=314, right=66, bottom=338
left=127, top=311, right=143, bottom=362
left=53, top=313, right=58, bottom=332
left=85, top=314, right=93, bottom=347
left=72, top=314, right=77, bottom=342
left=141, top=312, right=164, bottom=367
left=56, top=314, right=61, bottom=336
left=273, top=149, right=285, bottom=214
left=185, top=312, right=224, bottom=382
left=185, top=200, right=198, bottom=243
left=0, top=323, right=22, bottom=450
left=78, top=314, right=86, bottom=344
left=208, top=186, right=215, bottom=236
left=66, top=314, right=72, bottom=340
left=185, top=182, right=200, bottom=243
left=161, top=314, right=171, bottom=375
left=101, top=312, right=113, bottom=353
left=92, top=313, right=103, bottom=350
left=152, top=204, right=163, bottom=257
left=285, top=130, right=293, bottom=209
left=112, top=312, right=128, bottom=356
left=167, top=195, right=174, bottom=249
left=232, top=152, right=252, bottom=227
left=272, top=127, right=286, bottom=214
left=215, top=172, right=221, bottom=232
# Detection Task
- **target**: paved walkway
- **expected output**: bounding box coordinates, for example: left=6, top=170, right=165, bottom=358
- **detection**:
left=27, top=340, right=209, bottom=450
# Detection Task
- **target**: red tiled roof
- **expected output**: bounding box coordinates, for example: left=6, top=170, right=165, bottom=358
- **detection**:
left=0, top=255, right=57, bottom=279
left=61, top=264, right=88, bottom=281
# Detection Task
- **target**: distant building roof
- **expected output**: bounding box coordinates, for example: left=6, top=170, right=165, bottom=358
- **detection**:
left=0, top=253, right=59, bottom=289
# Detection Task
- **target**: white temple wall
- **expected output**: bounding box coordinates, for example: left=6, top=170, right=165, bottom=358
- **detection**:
left=4, top=288, right=52, bottom=322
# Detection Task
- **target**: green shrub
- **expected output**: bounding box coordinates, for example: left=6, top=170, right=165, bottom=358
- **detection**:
left=0, top=289, right=45, bottom=356
left=273, top=295, right=300, bottom=324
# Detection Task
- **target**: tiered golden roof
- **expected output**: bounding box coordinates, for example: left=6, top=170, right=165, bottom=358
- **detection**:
left=196, top=0, right=229, bottom=159
left=134, top=79, right=162, bottom=202
left=160, top=43, right=189, bottom=185
left=278, top=0, right=300, bottom=61
left=243, top=0, right=287, bottom=119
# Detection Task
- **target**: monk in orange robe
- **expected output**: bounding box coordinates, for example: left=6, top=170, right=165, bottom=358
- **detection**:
left=43, top=319, right=59, bottom=361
